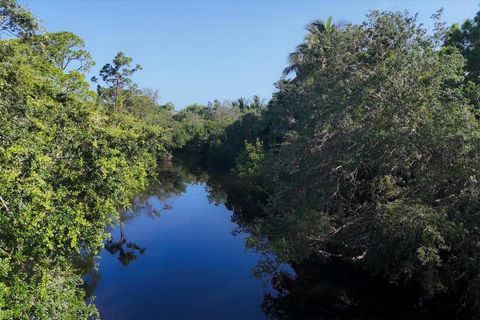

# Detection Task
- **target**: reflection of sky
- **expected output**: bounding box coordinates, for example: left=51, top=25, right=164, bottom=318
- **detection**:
left=93, top=184, right=272, bottom=319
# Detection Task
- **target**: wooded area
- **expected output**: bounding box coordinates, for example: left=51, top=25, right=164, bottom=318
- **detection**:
left=2, top=0, right=480, bottom=317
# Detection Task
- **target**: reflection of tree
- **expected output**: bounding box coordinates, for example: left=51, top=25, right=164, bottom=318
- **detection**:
left=257, top=259, right=408, bottom=319
left=130, top=160, right=207, bottom=215
left=76, top=160, right=210, bottom=302
left=203, top=172, right=268, bottom=226
left=258, top=257, right=475, bottom=319
left=73, top=253, right=101, bottom=301
left=199, top=165, right=470, bottom=319
left=105, top=222, right=146, bottom=267
left=222, top=184, right=472, bottom=320
left=103, top=161, right=205, bottom=266
left=75, top=159, right=475, bottom=318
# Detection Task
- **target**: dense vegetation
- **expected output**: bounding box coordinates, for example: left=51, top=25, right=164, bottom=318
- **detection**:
left=3, top=0, right=480, bottom=317
left=0, top=1, right=179, bottom=317
left=181, top=8, right=480, bottom=316
left=173, top=96, right=265, bottom=170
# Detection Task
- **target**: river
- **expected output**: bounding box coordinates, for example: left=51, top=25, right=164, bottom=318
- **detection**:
left=79, top=162, right=279, bottom=319
left=79, top=161, right=464, bottom=319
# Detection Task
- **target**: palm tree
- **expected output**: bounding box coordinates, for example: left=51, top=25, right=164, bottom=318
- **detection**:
left=283, top=17, right=334, bottom=78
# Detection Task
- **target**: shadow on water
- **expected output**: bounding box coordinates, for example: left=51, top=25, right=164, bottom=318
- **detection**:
left=75, top=160, right=470, bottom=319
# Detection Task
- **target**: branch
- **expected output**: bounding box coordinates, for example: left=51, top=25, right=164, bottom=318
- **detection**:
left=0, top=196, right=10, bottom=213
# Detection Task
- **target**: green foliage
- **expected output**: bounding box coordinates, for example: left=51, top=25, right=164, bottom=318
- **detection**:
left=173, top=98, right=265, bottom=170
left=5, top=0, right=480, bottom=315
left=0, top=0, right=38, bottom=38
left=0, top=1, right=177, bottom=317
left=444, top=11, right=480, bottom=107
left=40, top=31, right=94, bottom=72
left=236, top=10, right=480, bottom=310
left=445, top=11, right=480, bottom=83
left=93, top=51, right=143, bottom=111
left=169, top=11, right=480, bottom=312
left=233, top=138, right=264, bottom=178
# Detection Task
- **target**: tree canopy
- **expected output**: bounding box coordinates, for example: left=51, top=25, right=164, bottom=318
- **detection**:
left=0, top=2, right=176, bottom=317
left=3, top=0, right=480, bottom=317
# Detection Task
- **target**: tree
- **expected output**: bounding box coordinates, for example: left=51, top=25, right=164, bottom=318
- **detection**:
left=0, top=2, right=174, bottom=317
left=445, top=11, right=480, bottom=83
left=283, top=17, right=335, bottom=78
left=41, top=31, right=93, bottom=72
left=233, top=138, right=264, bottom=178
left=93, top=51, right=142, bottom=111
left=0, top=0, right=38, bottom=38
left=244, top=11, right=480, bottom=311
left=445, top=10, right=480, bottom=107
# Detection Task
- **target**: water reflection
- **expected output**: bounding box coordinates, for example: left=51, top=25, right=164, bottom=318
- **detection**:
left=104, top=222, right=146, bottom=267
left=80, top=161, right=272, bottom=319
left=101, top=162, right=200, bottom=269
left=79, top=160, right=463, bottom=319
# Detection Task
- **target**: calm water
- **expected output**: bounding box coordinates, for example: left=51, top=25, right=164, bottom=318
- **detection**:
left=84, top=169, right=277, bottom=319
left=80, top=163, right=467, bottom=319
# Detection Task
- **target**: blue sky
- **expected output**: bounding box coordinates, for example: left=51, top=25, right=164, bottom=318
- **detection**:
left=19, top=0, right=479, bottom=109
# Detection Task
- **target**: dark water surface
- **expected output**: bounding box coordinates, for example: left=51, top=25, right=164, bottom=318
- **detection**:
left=80, top=162, right=466, bottom=319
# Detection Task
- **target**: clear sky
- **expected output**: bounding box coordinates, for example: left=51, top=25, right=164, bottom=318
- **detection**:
left=19, top=0, right=479, bottom=109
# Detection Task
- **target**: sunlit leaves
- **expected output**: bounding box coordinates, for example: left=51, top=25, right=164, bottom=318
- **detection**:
left=0, top=2, right=174, bottom=317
